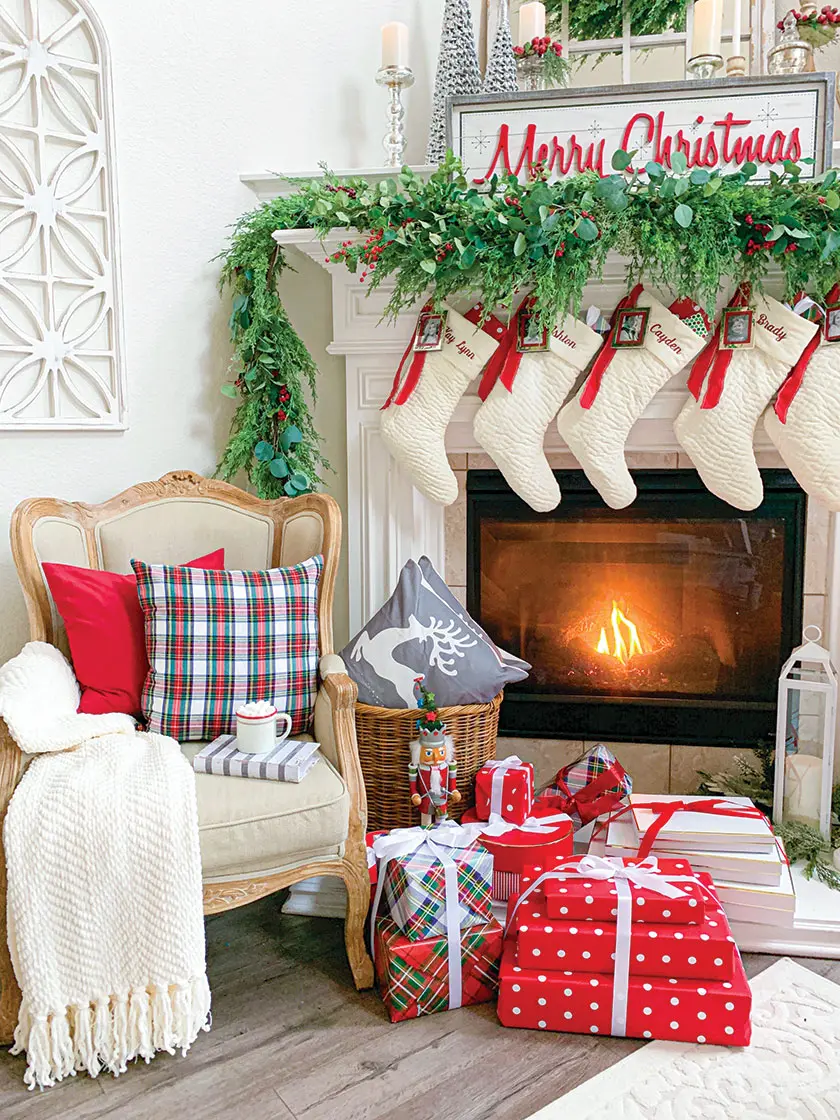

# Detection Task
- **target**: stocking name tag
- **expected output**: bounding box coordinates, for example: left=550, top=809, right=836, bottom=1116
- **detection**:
left=720, top=306, right=754, bottom=350
left=414, top=310, right=448, bottom=352
left=612, top=306, right=649, bottom=348
left=516, top=307, right=549, bottom=352
left=824, top=303, right=840, bottom=343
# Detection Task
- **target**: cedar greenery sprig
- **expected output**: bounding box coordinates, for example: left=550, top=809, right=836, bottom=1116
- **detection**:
left=546, top=0, right=688, bottom=44
left=697, top=742, right=840, bottom=891
left=218, top=151, right=840, bottom=496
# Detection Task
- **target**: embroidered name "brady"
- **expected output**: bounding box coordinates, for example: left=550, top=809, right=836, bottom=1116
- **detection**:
left=552, top=325, right=577, bottom=348
left=650, top=323, right=682, bottom=353
left=756, top=312, right=787, bottom=343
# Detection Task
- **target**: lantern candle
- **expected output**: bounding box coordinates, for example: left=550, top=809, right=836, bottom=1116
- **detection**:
left=381, top=21, right=409, bottom=69
left=691, top=0, right=723, bottom=57
left=783, top=753, right=823, bottom=828
left=519, top=1, right=546, bottom=44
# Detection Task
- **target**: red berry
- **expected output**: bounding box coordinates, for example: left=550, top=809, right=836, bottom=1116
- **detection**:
left=277, top=409, right=286, bottom=420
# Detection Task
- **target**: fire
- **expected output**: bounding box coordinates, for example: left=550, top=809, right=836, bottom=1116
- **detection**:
left=596, top=601, right=644, bottom=666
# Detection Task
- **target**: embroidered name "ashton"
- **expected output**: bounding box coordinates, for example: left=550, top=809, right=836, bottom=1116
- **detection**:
left=756, top=312, right=787, bottom=343
left=552, top=325, right=577, bottom=348
left=650, top=323, right=682, bottom=353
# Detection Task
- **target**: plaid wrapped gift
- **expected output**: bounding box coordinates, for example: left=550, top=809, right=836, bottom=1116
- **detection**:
left=536, top=743, right=632, bottom=827
left=374, top=914, right=502, bottom=1022
left=132, top=555, right=322, bottom=742
left=381, top=831, right=493, bottom=941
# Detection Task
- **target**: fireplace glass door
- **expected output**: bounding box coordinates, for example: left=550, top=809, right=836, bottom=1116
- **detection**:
left=467, top=470, right=806, bottom=747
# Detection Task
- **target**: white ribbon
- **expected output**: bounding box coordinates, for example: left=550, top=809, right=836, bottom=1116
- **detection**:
left=483, top=755, right=529, bottom=819
left=371, top=822, right=485, bottom=1010
left=586, top=305, right=602, bottom=329
left=792, top=295, right=821, bottom=317
left=507, top=855, right=697, bottom=1036
left=474, top=810, right=572, bottom=838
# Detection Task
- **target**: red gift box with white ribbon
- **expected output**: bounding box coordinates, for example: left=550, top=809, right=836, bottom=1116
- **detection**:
left=509, top=877, right=737, bottom=983
left=496, top=939, right=751, bottom=1045
left=537, top=854, right=706, bottom=925
left=474, top=756, right=535, bottom=826
left=461, top=805, right=573, bottom=901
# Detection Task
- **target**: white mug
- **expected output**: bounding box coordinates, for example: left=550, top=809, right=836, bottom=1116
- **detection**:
left=235, top=701, right=292, bottom=755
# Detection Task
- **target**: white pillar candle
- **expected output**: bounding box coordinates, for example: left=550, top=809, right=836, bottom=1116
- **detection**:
left=519, top=1, right=546, bottom=44
left=784, top=753, right=824, bottom=828
left=381, top=21, right=409, bottom=69
left=691, top=0, right=723, bottom=57
left=731, top=0, right=742, bottom=58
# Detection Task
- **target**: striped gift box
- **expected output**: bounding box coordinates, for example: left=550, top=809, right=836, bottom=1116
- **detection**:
left=192, top=735, right=321, bottom=782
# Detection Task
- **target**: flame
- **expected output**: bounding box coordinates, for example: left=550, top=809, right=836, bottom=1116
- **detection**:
left=596, top=600, right=644, bottom=666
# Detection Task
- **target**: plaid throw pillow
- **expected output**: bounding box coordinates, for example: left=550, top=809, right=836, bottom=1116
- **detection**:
left=132, top=555, right=322, bottom=741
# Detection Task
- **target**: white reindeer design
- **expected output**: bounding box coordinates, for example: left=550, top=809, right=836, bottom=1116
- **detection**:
left=349, top=613, right=477, bottom=706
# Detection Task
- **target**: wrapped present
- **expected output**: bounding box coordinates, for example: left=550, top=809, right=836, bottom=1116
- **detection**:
left=366, top=829, right=388, bottom=886
left=536, top=743, right=632, bottom=827
left=375, top=914, right=503, bottom=1022
left=496, top=940, right=751, bottom=1045
left=372, top=822, right=493, bottom=942
left=537, top=854, right=706, bottom=925
left=509, top=876, right=736, bottom=983
left=461, top=805, right=573, bottom=901
left=475, top=756, right=535, bottom=825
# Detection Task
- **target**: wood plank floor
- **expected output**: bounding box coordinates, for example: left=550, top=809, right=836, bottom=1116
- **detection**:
left=1, top=897, right=838, bottom=1120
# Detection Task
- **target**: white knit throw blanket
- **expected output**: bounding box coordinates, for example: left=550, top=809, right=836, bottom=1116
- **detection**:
left=0, top=642, right=210, bottom=1090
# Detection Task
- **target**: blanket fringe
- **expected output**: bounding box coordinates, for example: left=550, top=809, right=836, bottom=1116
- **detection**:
left=12, top=975, right=211, bottom=1091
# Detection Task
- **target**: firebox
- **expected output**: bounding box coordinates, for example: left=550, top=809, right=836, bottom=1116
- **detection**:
left=467, top=469, right=806, bottom=749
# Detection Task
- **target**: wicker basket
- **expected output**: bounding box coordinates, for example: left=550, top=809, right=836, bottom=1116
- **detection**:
left=355, top=692, right=503, bottom=830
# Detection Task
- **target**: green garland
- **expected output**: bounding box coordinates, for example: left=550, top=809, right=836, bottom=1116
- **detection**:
left=697, top=743, right=840, bottom=890
left=545, top=0, right=689, bottom=45
left=218, top=152, right=840, bottom=497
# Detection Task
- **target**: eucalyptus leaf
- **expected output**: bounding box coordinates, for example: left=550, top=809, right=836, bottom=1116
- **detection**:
left=291, top=472, right=310, bottom=489
left=335, top=210, right=350, bottom=223
left=821, top=229, right=840, bottom=260
left=741, top=161, right=758, bottom=179
left=611, top=149, right=634, bottom=171
left=220, top=384, right=238, bottom=398
left=674, top=177, right=690, bottom=197
left=284, top=480, right=301, bottom=497
left=768, top=225, right=787, bottom=242
left=659, top=178, right=675, bottom=199
left=269, top=457, right=289, bottom=478
left=703, top=177, right=722, bottom=196
left=577, top=217, right=598, bottom=242
left=827, top=190, right=840, bottom=210
left=513, top=232, right=527, bottom=257
left=419, top=259, right=437, bottom=274
left=674, top=203, right=693, bottom=228
left=254, top=440, right=275, bottom=462
left=670, top=152, right=687, bottom=174
left=690, top=168, right=710, bottom=185
left=459, top=246, right=477, bottom=268
left=645, top=161, right=665, bottom=181
left=280, top=424, right=303, bottom=451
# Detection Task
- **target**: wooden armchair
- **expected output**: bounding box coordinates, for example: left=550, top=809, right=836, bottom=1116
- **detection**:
left=0, top=470, right=373, bottom=1044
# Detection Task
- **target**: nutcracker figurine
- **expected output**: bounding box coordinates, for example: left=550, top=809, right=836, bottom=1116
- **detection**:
left=408, top=677, right=461, bottom=825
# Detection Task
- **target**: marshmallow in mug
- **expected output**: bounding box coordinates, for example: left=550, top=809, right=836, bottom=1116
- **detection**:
left=236, top=700, right=277, bottom=718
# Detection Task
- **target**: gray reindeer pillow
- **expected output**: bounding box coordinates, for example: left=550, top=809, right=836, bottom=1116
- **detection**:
left=340, top=557, right=530, bottom=708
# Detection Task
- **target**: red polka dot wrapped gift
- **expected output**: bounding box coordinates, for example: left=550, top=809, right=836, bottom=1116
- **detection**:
left=474, top=756, right=535, bottom=826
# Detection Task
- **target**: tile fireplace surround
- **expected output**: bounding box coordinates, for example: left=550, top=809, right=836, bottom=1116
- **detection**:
left=264, top=216, right=840, bottom=791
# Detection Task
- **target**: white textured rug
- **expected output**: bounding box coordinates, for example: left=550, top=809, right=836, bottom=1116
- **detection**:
left=526, top=958, right=840, bottom=1119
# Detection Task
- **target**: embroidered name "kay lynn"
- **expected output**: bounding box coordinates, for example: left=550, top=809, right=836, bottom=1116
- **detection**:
left=756, top=312, right=787, bottom=343
left=444, top=325, right=477, bottom=361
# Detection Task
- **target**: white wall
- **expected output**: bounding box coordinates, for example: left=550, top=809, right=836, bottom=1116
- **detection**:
left=0, top=0, right=462, bottom=662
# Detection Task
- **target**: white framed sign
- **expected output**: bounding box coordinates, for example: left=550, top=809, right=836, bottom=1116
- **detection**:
left=448, top=74, right=835, bottom=187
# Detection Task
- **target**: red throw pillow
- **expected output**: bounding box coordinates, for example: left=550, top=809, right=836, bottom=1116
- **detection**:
left=43, top=549, right=225, bottom=717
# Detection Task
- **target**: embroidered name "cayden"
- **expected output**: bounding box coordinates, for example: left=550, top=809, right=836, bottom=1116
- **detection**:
left=650, top=322, right=682, bottom=354
left=756, top=312, right=787, bottom=343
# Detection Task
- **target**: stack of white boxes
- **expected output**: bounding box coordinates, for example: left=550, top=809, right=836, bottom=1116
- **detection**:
left=602, top=794, right=795, bottom=929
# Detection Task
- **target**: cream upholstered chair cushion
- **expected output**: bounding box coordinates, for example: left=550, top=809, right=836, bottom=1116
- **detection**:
left=182, top=741, right=349, bottom=880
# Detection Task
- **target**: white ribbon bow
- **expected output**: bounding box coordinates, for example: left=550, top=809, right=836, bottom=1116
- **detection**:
left=476, top=810, right=572, bottom=838
left=371, top=822, right=486, bottom=1010
left=483, top=755, right=529, bottom=819
left=508, top=854, right=697, bottom=1037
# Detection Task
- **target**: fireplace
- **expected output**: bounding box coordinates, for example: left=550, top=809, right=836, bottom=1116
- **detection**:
left=467, top=470, right=807, bottom=749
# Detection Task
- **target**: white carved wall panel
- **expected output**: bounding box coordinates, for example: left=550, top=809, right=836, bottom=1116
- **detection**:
left=0, top=0, right=126, bottom=429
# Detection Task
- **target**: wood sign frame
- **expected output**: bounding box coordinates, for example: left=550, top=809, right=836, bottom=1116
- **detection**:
left=447, top=74, right=835, bottom=187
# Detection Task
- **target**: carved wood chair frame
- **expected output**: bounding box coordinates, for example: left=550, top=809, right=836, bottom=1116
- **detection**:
left=0, top=470, right=374, bottom=1044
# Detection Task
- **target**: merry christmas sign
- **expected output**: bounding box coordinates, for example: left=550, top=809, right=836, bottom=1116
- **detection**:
left=448, top=74, right=835, bottom=186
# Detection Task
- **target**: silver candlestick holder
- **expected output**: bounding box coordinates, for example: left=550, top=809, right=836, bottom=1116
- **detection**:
left=375, top=64, right=414, bottom=169
left=687, top=53, right=724, bottom=79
